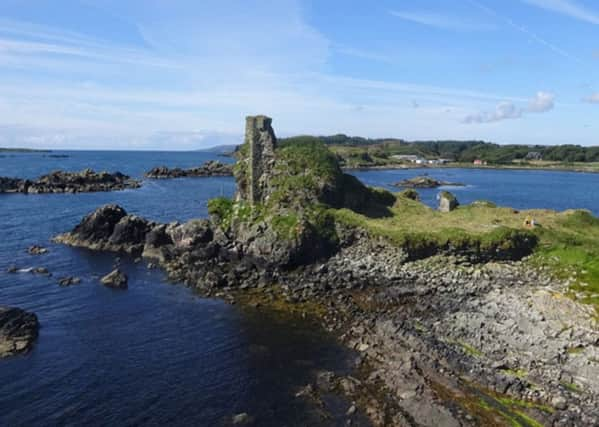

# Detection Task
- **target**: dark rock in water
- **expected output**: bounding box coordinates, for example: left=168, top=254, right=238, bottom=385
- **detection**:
left=438, top=191, right=459, bottom=212
left=71, top=204, right=127, bottom=242
left=394, top=176, right=464, bottom=189
left=0, top=306, right=39, bottom=358
left=0, top=177, right=28, bottom=193
left=231, top=412, right=254, bottom=425
left=53, top=204, right=157, bottom=255
left=145, top=161, right=233, bottom=179
left=100, top=269, right=128, bottom=289
left=0, top=169, right=140, bottom=194
left=31, top=267, right=50, bottom=275
left=58, top=276, right=81, bottom=287
left=27, top=245, right=48, bottom=255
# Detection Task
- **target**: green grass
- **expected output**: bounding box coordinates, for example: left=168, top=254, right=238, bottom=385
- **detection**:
left=331, top=192, right=599, bottom=313
left=499, top=368, right=528, bottom=379
left=561, top=382, right=581, bottom=393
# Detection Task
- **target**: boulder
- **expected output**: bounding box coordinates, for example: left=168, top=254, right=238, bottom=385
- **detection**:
left=109, top=215, right=152, bottom=247
left=438, top=191, right=459, bottom=212
left=168, top=220, right=213, bottom=249
left=100, top=269, right=128, bottom=289
left=0, top=306, right=39, bottom=358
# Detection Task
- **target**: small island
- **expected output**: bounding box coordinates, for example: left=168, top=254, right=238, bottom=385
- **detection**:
left=393, top=175, right=464, bottom=188
left=145, top=160, right=233, bottom=178
left=0, top=169, right=140, bottom=194
left=54, top=116, right=599, bottom=427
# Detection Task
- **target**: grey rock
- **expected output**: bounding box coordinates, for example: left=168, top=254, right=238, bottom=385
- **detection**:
left=100, top=269, right=128, bottom=289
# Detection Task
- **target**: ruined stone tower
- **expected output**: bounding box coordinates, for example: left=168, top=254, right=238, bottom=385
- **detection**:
left=244, top=115, right=277, bottom=204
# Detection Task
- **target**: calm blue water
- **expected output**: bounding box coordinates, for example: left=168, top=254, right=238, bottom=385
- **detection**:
left=351, top=168, right=599, bottom=215
left=0, top=151, right=359, bottom=427
left=1, top=152, right=599, bottom=426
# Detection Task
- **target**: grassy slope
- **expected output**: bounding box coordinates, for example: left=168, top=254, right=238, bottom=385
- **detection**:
left=332, top=195, right=599, bottom=313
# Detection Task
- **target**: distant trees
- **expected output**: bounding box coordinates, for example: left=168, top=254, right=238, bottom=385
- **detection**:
left=280, top=135, right=599, bottom=164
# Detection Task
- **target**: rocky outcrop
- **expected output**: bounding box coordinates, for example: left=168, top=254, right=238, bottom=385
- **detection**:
left=0, top=177, right=28, bottom=193
left=53, top=115, right=598, bottom=426
left=0, top=306, right=39, bottom=358
left=394, top=176, right=464, bottom=188
left=145, top=161, right=233, bottom=179
left=0, top=169, right=140, bottom=194
left=438, top=191, right=459, bottom=212
left=54, top=205, right=155, bottom=255
left=101, top=269, right=128, bottom=289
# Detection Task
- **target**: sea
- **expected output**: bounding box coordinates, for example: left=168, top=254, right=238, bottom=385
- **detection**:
left=1, top=150, right=599, bottom=426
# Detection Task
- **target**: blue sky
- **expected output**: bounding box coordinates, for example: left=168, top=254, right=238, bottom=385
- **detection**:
left=0, top=0, right=597, bottom=149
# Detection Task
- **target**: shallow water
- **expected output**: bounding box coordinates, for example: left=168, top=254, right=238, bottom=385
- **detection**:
left=2, top=151, right=599, bottom=426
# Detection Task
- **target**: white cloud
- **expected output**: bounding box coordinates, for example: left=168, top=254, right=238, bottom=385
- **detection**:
left=583, top=93, right=599, bottom=103
left=390, top=10, right=494, bottom=31
left=528, top=91, right=555, bottom=112
left=462, top=102, right=523, bottom=124
left=463, top=92, right=555, bottom=124
left=521, top=0, right=599, bottom=25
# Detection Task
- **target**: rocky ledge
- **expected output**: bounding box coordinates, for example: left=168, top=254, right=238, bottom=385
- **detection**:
left=393, top=175, right=464, bottom=188
left=0, top=306, right=39, bottom=358
left=145, top=160, right=233, bottom=179
left=0, top=169, right=140, bottom=194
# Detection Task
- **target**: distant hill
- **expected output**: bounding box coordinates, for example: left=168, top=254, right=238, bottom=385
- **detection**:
left=0, top=148, right=51, bottom=153
left=197, top=144, right=239, bottom=154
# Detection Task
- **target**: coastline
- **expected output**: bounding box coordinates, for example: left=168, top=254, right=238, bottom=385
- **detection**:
left=41, top=117, right=599, bottom=426
left=343, top=162, right=599, bottom=174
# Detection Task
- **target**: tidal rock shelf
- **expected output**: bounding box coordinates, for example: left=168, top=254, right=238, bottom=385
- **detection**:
left=0, top=169, right=140, bottom=194
left=54, top=115, right=599, bottom=427
left=145, top=160, right=233, bottom=179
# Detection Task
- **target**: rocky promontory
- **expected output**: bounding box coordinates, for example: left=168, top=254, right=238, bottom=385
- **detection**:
left=394, top=175, right=464, bottom=188
left=0, top=306, right=39, bottom=358
left=54, top=115, right=599, bottom=426
left=145, top=160, right=233, bottom=179
left=0, top=169, right=140, bottom=194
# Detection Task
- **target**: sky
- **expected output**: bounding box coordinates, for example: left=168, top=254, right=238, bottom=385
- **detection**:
left=0, top=0, right=598, bottom=150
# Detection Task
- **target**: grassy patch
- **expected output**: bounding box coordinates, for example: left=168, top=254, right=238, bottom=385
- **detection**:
left=331, top=197, right=538, bottom=261
left=500, top=368, right=528, bottom=379
left=561, top=382, right=581, bottom=393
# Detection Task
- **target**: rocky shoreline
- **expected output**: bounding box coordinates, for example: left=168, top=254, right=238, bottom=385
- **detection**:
left=145, top=160, right=233, bottom=178
left=0, top=169, right=140, bottom=194
left=53, top=202, right=599, bottom=426
left=50, top=116, right=599, bottom=426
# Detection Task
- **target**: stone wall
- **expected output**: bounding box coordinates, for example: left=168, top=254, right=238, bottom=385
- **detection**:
left=245, top=115, right=277, bottom=204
